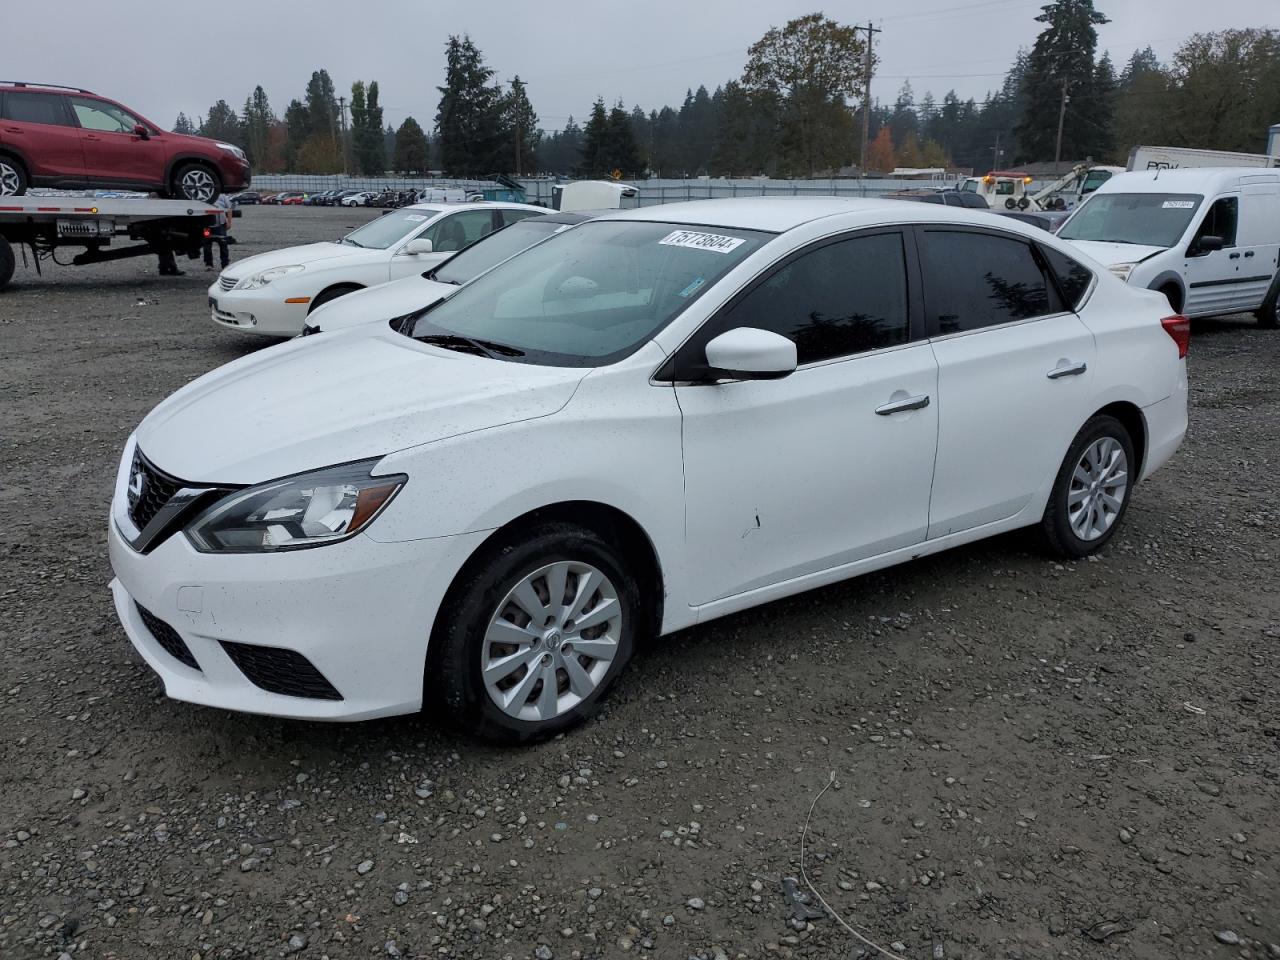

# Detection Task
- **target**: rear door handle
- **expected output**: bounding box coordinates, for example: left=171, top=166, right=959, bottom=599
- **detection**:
left=1047, top=360, right=1088, bottom=379
left=875, top=394, right=930, bottom=415
left=2, top=126, right=22, bottom=134
left=1243, top=250, right=1255, bottom=258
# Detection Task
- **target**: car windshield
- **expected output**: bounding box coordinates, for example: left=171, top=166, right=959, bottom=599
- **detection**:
left=341, top=207, right=442, bottom=250
left=404, top=220, right=773, bottom=366
left=432, top=218, right=570, bottom=285
left=1059, top=193, right=1203, bottom=247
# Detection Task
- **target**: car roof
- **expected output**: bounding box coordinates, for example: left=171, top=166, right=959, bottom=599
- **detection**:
left=1095, top=168, right=1280, bottom=195
left=596, top=196, right=1022, bottom=233
left=530, top=210, right=589, bottom=224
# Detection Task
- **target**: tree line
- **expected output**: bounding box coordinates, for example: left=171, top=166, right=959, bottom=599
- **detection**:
left=179, top=5, right=1280, bottom=179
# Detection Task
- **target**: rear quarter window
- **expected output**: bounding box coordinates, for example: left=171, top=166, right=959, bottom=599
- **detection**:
left=1039, top=245, right=1094, bottom=310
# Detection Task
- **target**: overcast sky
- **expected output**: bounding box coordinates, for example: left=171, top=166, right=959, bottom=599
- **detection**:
left=8, top=0, right=1275, bottom=133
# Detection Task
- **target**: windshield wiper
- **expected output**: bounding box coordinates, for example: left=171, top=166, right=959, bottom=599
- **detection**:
left=415, top=334, right=525, bottom=359
left=341, top=237, right=365, bottom=247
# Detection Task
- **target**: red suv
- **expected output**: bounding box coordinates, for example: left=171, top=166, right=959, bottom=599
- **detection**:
left=0, top=82, right=250, bottom=201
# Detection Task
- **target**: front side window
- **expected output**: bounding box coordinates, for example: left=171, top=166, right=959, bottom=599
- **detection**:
left=920, top=230, right=1053, bottom=334
left=1192, top=196, right=1238, bottom=249
left=702, top=232, right=910, bottom=365
left=1059, top=193, right=1203, bottom=248
left=68, top=96, right=142, bottom=133
left=2, top=92, right=71, bottom=126
left=422, top=209, right=499, bottom=252
left=341, top=207, right=443, bottom=250
left=405, top=220, right=772, bottom=366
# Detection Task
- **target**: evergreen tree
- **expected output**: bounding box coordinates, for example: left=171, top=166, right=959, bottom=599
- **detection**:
left=350, top=80, right=387, bottom=175
left=502, top=76, right=540, bottom=175
left=1014, top=0, right=1110, bottom=161
left=435, top=34, right=506, bottom=176
left=199, top=100, right=243, bottom=145
left=630, top=105, right=651, bottom=173
left=283, top=99, right=309, bottom=172
left=173, top=112, right=195, bottom=135
left=537, top=116, right=582, bottom=175
left=241, top=86, right=275, bottom=169
left=710, top=81, right=759, bottom=176
left=304, top=69, right=339, bottom=141
left=1111, top=47, right=1169, bottom=161
left=392, top=117, right=430, bottom=173
left=578, top=98, right=610, bottom=176
left=888, top=82, right=918, bottom=149
left=605, top=101, right=643, bottom=177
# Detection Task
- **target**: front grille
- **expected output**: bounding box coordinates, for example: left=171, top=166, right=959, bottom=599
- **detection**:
left=218, top=275, right=237, bottom=292
left=220, top=642, right=343, bottom=700
left=126, top=448, right=183, bottom=532
left=136, top=603, right=200, bottom=670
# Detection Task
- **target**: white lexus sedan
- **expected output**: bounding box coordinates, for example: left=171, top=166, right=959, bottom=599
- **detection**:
left=208, top=201, right=546, bottom=337
left=110, top=198, right=1188, bottom=742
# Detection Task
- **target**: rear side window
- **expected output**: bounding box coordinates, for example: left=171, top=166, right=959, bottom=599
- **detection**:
left=1040, top=245, right=1094, bottom=310
left=501, top=208, right=543, bottom=227
left=919, top=230, right=1053, bottom=334
left=711, top=231, right=911, bottom=364
left=2, top=91, right=71, bottom=126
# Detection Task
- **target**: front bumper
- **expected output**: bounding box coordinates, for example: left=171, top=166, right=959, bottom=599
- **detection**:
left=108, top=510, right=488, bottom=721
left=207, top=280, right=310, bottom=337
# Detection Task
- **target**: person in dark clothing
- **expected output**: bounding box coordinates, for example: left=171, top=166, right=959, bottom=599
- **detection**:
left=155, top=235, right=184, bottom=276
left=203, top=193, right=233, bottom=271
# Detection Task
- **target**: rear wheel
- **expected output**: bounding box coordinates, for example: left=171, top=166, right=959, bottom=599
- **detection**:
left=0, top=156, right=27, bottom=197
left=430, top=522, right=639, bottom=743
left=0, top=236, right=15, bottom=291
left=1257, top=275, right=1280, bottom=329
left=172, top=163, right=221, bottom=202
left=1041, top=415, right=1136, bottom=559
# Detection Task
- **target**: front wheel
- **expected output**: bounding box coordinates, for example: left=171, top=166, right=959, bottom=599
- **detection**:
left=172, top=163, right=221, bottom=202
left=1041, top=415, right=1136, bottom=559
left=430, top=523, right=639, bottom=743
left=0, top=156, right=27, bottom=197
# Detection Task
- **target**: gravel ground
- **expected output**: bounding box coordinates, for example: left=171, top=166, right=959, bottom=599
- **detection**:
left=1, top=207, right=1277, bottom=960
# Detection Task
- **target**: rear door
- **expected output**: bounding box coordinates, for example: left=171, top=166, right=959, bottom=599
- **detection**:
left=0, top=90, right=85, bottom=182
left=67, top=95, right=167, bottom=189
left=918, top=226, right=1098, bottom=538
left=1235, top=178, right=1280, bottom=309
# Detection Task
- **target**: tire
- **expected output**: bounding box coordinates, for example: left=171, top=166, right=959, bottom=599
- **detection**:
left=0, top=236, right=15, bottom=291
left=1041, top=414, right=1136, bottom=559
left=429, top=522, right=640, bottom=743
left=1156, top=283, right=1183, bottom=314
left=307, top=285, right=361, bottom=314
left=1257, top=275, right=1280, bottom=329
left=0, top=155, right=27, bottom=197
left=171, top=162, right=221, bottom=202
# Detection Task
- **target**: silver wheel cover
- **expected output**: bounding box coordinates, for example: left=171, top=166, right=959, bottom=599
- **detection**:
left=1067, top=436, right=1129, bottom=541
left=180, top=167, right=216, bottom=201
left=0, top=161, right=20, bottom=196
left=482, top=560, right=622, bottom=723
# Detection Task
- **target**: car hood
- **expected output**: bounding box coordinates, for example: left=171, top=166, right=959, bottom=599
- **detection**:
left=224, top=241, right=376, bottom=278
left=1061, top=240, right=1167, bottom=267
left=311, top=275, right=458, bottom=332
left=135, top=331, right=588, bottom=484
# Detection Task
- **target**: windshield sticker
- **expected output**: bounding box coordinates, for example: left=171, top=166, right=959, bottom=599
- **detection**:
left=678, top=276, right=706, bottom=298
left=659, top=230, right=746, bottom=254
left=404, top=215, right=428, bottom=222
left=1161, top=200, right=1195, bottom=209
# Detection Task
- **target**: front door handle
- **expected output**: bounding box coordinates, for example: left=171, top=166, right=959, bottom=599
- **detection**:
left=2, top=126, right=22, bottom=134
left=1047, top=360, right=1088, bottom=379
left=1228, top=252, right=1241, bottom=260
left=875, top=394, right=930, bottom=415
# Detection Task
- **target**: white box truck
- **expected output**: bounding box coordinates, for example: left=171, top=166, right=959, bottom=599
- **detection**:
left=1128, top=144, right=1280, bottom=172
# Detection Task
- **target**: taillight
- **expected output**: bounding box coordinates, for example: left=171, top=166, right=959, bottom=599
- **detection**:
left=1161, top=315, right=1190, bottom=359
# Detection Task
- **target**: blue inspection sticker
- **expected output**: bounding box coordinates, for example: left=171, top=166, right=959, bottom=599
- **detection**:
left=679, top=276, right=706, bottom=298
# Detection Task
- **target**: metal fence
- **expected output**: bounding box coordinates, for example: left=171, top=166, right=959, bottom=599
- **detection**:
left=248, top=174, right=964, bottom=207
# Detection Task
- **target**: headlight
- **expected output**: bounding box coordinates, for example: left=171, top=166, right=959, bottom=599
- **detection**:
left=236, top=265, right=304, bottom=290
left=217, top=142, right=248, bottom=162
left=186, top=460, right=405, bottom=553
left=1108, top=263, right=1136, bottom=282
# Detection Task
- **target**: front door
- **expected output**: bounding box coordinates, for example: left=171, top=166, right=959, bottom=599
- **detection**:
left=916, top=227, right=1098, bottom=538
left=674, top=230, right=939, bottom=606
left=1181, top=194, right=1249, bottom=317
left=67, top=96, right=167, bottom=189
left=0, top=91, right=85, bottom=182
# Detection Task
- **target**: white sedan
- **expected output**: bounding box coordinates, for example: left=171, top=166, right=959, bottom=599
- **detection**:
left=208, top=201, right=546, bottom=336
left=110, top=198, right=1188, bottom=741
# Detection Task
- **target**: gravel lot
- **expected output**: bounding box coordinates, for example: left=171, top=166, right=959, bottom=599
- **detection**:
left=1, top=206, right=1277, bottom=960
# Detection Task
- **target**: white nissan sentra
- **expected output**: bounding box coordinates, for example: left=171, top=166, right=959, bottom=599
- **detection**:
left=110, top=198, right=1189, bottom=742
left=208, top=201, right=546, bottom=337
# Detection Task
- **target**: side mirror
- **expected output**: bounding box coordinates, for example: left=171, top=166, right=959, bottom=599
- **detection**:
left=132, top=124, right=150, bottom=140
left=402, top=238, right=434, bottom=256
left=702, top=327, right=797, bottom=381
left=1192, top=235, right=1225, bottom=255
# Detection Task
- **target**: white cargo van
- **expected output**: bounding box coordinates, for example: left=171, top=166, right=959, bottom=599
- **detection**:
left=1058, top=168, right=1280, bottom=326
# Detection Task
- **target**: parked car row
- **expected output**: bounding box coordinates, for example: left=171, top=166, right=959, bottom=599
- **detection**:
left=107, top=191, right=1214, bottom=744
left=232, top=188, right=480, bottom=208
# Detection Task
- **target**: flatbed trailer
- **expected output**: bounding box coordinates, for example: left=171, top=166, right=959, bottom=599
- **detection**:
left=0, top=196, right=226, bottom=291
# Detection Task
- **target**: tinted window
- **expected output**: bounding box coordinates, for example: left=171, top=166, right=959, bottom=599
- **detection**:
left=3, top=91, right=70, bottom=126
left=711, top=232, right=910, bottom=364
left=423, top=209, right=499, bottom=252
left=501, top=208, right=544, bottom=227
left=920, top=231, right=1052, bottom=334
left=1040, top=245, right=1094, bottom=310
left=68, top=96, right=141, bottom=133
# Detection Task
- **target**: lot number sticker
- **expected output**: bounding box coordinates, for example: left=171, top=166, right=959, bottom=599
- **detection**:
left=659, top=230, right=745, bottom=254
left=1162, top=200, right=1196, bottom=209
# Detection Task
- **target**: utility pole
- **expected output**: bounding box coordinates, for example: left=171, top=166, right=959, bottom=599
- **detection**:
left=1053, top=78, right=1070, bottom=169
left=514, top=118, right=522, bottom=177
left=855, top=20, right=881, bottom=176
left=992, top=132, right=1003, bottom=170
left=338, top=95, right=350, bottom=176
